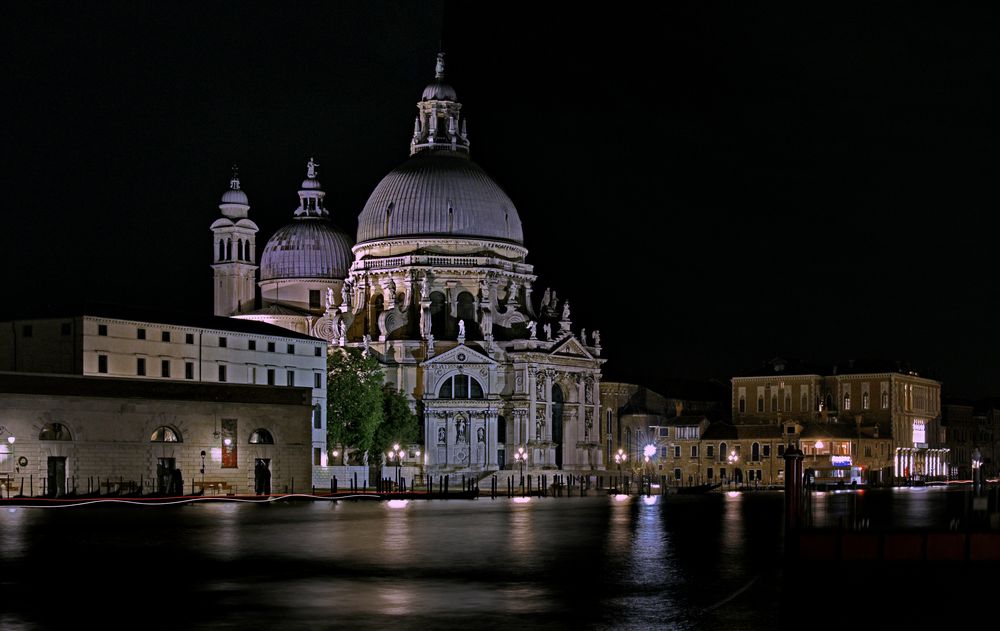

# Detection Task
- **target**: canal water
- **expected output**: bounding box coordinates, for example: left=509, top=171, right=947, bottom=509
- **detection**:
left=0, top=487, right=992, bottom=629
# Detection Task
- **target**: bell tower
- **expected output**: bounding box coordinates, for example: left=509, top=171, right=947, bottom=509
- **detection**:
left=211, top=165, right=259, bottom=316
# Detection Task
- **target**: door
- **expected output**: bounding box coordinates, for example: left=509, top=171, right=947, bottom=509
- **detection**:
left=497, top=449, right=505, bottom=471
left=157, top=457, right=176, bottom=494
left=47, top=456, right=66, bottom=497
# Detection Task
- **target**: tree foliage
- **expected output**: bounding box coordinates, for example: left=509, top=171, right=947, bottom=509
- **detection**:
left=371, top=384, right=420, bottom=464
left=326, top=348, right=384, bottom=463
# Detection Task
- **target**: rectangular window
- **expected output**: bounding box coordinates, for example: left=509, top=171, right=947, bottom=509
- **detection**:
left=186, top=333, right=194, bottom=344
left=778, top=444, right=785, bottom=456
left=267, top=341, right=275, bottom=352
left=659, top=427, right=669, bottom=437
left=61, top=322, right=71, bottom=336
left=757, top=396, right=764, bottom=412
left=314, top=373, right=322, bottom=389
left=720, top=467, right=727, bottom=479
left=98, top=355, right=108, bottom=373
left=786, top=426, right=795, bottom=434
left=221, top=418, right=237, bottom=468
left=287, top=371, right=295, bottom=386
left=707, top=467, right=714, bottom=479
left=738, top=398, right=746, bottom=414
left=660, top=446, right=668, bottom=459
left=674, top=445, right=681, bottom=459
left=22, top=325, right=32, bottom=337
left=287, top=344, right=295, bottom=354
left=309, top=290, right=321, bottom=309
left=763, top=445, right=771, bottom=458
left=691, top=445, right=699, bottom=458
left=161, top=360, right=170, bottom=378
left=219, top=336, right=227, bottom=348
left=314, top=447, right=322, bottom=466
left=313, top=406, right=322, bottom=429
left=137, top=358, right=146, bottom=376
left=315, top=346, right=322, bottom=357
left=674, top=468, right=682, bottom=480
left=606, top=410, right=612, bottom=435
left=98, top=324, right=108, bottom=336
left=267, top=369, right=275, bottom=385
left=706, top=445, right=715, bottom=459
left=185, top=362, right=194, bottom=380
left=161, top=331, right=170, bottom=342
left=248, top=340, right=257, bottom=351
left=137, top=328, right=146, bottom=340
left=218, top=365, right=227, bottom=382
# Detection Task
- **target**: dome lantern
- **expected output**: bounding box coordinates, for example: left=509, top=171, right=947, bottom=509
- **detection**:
left=411, top=53, right=469, bottom=157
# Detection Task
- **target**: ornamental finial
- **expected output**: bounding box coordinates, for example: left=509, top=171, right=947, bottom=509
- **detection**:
left=230, top=163, right=240, bottom=190
left=307, top=157, right=319, bottom=179
left=435, top=52, right=446, bottom=79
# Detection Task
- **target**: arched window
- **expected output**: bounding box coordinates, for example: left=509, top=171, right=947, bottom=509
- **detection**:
left=825, top=393, right=833, bottom=410
left=863, top=391, right=870, bottom=409
left=784, top=394, right=791, bottom=410
left=237, top=239, right=244, bottom=261
left=751, top=442, right=760, bottom=461
left=881, top=390, right=889, bottom=409
left=756, top=395, right=764, bottom=412
left=218, top=240, right=225, bottom=261
left=456, top=291, right=477, bottom=338
left=770, top=395, right=777, bottom=411
left=437, top=374, right=485, bottom=399
left=39, top=423, right=72, bottom=441
left=249, top=429, right=274, bottom=444
left=429, top=291, right=447, bottom=338
left=801, top=393, right=808, bottom=411
left=738, top=396, right=746, bottom=414
left=843, top=392, right=851, bottom=411
left=150, top=426, right=180, bottom=442
left=226, top=239, right=232, bottom=260
left=719, top=442, right=727, bottom=463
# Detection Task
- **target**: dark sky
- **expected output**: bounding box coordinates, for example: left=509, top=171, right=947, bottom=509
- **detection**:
left=2, top=2, right=998, bottom=398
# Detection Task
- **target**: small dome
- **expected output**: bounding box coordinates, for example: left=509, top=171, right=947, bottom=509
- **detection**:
left=357, top=151, right=523, bottom=244
left=221, top=188, right=249, bottom=206
left=422, top=79, right=457, bottom=102
left=301, top=177, right=322, bottom=190
left=260, top=219, right=354, bottom=281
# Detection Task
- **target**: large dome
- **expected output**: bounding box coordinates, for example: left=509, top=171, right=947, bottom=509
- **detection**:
left=357, top=152, right=524, bottom=244
left=260, top=218, right=354, bottom=281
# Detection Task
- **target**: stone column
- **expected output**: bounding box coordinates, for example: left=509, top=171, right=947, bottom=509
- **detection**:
left=528, top=366, right=537, bottom=448
left=487, top=411, right=498, bottom=467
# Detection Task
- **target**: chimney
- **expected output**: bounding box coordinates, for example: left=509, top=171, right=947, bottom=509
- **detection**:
left=675, top=401, right=684, bottom=417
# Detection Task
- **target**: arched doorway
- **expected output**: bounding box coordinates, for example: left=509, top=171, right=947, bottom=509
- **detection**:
left=552, top=385, right=564, bottom=468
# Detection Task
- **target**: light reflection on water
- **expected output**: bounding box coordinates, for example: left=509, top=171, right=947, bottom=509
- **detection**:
left=3, top=488, right=975, bottom=628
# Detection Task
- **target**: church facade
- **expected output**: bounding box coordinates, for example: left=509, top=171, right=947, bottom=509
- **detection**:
left=212, top=55, right=606, bottom=473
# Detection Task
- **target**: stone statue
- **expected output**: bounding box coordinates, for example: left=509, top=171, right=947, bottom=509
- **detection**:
left=540, top=287, right=551, bottom=310
left=593, top=330, right=601, bottom=346
left=341, top=283, right=350, bottom=308
left=438, top=426, right=446, bottom=444
left=307, top=157, right=319, bottom=178
left=362, top=334, right=371, bottom=355
left=458, top=319, right=466, bottom=339
left=527, top=320, right=537, bottom=340
left=542, top=323, right=552, bottom=341
left=421, top=275, right=431, bottom=300
left=562, top=300, right=571, bottom=321
left=477, top=427, right=485, bottom=443
left=338, top=320, right=347, bottom=339
left=456, top=417, right=467, bottom=443
left=326, top=287, right=335, bottom=310
left=507, top=280, right=519, bottom=304
left=580, top=328, right=587, bottom=344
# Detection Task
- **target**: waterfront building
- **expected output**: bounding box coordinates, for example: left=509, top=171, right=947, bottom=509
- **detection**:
left=0, top=372, right=312, bottom=497
left=0, top=304, right=329, bottom=482
left=731, top=358, right=947, bottom=482
left=943, top=399, right=1000, bottom=479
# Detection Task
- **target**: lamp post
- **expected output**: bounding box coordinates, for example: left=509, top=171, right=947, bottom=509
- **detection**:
left=388, top=443, right=403, bottom=489
left=514, top=446, right=526, bottom=485
left=728, top=449, right=739, bottom=488
left=615, top=448, right=627, bottom=490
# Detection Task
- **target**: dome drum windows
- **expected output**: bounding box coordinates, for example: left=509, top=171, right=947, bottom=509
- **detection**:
left=150, top=426, right=181, bottom=442
left=249, top=429, right=275, bottom=444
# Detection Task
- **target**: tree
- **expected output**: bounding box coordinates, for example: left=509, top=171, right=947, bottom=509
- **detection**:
left=326, top=348, right=384, bottom=464
left=371, top=384, right=420, bottom=464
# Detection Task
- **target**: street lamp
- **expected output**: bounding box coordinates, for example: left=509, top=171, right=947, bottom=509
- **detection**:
left=615, top=448, right=627, bottom=490
left=388, top=443, right=404, bottom=489
left=514, top=446, right=527, bottom=484
left=728, top=449, right=739, bottom=487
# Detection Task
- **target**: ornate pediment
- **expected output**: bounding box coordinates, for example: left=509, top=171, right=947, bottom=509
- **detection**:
left=422, top=343, right=497, bottom=368
left=549, top=336, right=594, bottom=359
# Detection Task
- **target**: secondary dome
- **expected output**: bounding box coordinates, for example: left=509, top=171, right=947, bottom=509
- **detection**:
left=260, top=158, right=354, bottom=281
left=357, top=150, right=523, bottom=244
left=260, top=219, right=354, bottom=280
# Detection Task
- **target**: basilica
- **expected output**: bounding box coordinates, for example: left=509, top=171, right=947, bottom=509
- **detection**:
left=211, top=55, right=606, bottom=474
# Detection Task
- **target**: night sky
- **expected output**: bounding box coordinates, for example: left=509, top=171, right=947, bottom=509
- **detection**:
left=3, top=2, right=997, bottom=398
